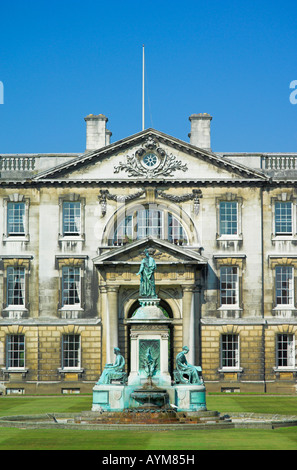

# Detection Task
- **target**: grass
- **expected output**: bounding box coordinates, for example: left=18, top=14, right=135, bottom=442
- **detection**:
left=206, top=393, right=297, bottom=415
left=0, top=394, right=296, bottom=450
left=0, top=394, right=91, bottom=417
left=0, top=427, right=297, bottom=450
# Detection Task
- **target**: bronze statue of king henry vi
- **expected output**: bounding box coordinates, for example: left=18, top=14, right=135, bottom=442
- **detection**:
left=136, top=248, right=157, bottom=298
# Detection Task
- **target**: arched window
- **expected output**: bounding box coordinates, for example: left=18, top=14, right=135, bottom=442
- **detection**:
left=111, top=208, right=188, bottom=246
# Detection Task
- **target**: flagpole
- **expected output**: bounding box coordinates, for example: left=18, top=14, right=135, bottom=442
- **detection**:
left=142, top=44, right=145, bottom=131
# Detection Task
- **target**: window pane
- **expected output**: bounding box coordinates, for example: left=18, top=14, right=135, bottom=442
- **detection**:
left=275, top=202, right=292, bottom=234
left=221, top=334, right=239, bottom=367
left=277, top=334, right=294, bottom=367
left=7, top=267, right=25, bottom=306
left=7, top=202, right=25, bottom=234
left=63, top=202, right=81, bottom=235
left=112, top=210, right=188, bottom=246
left=220, top=201, right=238, bottom=235
left=63, top=334, right=80, bottom=368
left=7, top=335, right=25, bottom=368
left=220, top=266, right=238, bottom=306
left=113, top=215, right=133, bottom=244
left=136, top=209, right=162, bottom=239
left=62, top=267, right=80, bottom=306
left=275, top=266, right=294, bottom=305
left=168, top=213, right=188, bottom=244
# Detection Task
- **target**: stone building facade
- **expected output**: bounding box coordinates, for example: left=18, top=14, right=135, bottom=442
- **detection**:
left=0, top=112, right=297, bottom=394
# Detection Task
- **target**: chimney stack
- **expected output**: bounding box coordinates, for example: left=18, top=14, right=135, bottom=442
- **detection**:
left=105, top=129, right=112, bottom=146
left=188, top=113, right=212, bottom=151
left=84, top=114, right=111, bottom=151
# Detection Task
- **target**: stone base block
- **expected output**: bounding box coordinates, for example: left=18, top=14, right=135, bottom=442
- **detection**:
left=92, top=384, right=126, bottom=411
left=92, top=383, right=207, bottom=412
left=174, top=384, right=207, bottom=411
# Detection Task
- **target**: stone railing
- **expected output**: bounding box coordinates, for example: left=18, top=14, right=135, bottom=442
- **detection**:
left=0, top=156, right=36, bottom=171
left=262, top=155, right=297, bottom=170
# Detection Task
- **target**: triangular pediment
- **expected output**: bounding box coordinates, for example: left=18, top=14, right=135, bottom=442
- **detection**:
left=32, top=129, right=268, bottom=183
left=93, top=237, right=208, bottom=265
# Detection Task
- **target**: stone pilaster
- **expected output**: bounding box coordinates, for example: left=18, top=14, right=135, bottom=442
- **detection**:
left=106, top=286, right=119, bottom=363
left=182, top=285, right=195, bottom=364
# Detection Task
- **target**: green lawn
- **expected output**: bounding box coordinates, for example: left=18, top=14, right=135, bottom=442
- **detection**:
left=207, top=393, right=297, bottom=415
left=0, top=395, right=91, bottom=417
left=0, top=394, right=296, bottom=450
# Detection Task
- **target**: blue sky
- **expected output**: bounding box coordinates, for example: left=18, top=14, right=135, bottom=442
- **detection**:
left=0, top=0, right=296, bottom=153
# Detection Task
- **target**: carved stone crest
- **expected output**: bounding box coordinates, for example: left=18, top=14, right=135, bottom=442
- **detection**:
left=114, top=137, right=188, bottom=178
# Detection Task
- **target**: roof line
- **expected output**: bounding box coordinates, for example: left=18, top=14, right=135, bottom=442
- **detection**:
left=30, top=128, right=269, bottom=182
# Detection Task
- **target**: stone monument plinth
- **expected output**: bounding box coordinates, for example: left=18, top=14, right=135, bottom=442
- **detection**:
left=92, top=247, right=207, bottom=413
left=127, top=297, right=171, bottom=388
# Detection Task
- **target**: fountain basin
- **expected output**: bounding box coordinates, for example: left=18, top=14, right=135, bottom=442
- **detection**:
left=130, top=387, right=169, bottom=409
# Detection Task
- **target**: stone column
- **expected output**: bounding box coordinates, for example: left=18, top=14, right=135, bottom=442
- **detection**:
left=106, top=286, right=119, bottom=363
left=194, top=285, right=202, bottom=366
left=128, top=330, right=139, bottom=384
left=182, top=286, right=195, bottom=364
left=160, top=330, right=170, bottom=376
left=99, top=286, right=108, bottom=367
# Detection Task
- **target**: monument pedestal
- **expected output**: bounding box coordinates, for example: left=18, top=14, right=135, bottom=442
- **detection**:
left=92, top=384, right=127, bottom=411
left=92, top=249, right=208, bottom=414
left=174, top=384, right=206, bottom=411
left=127, top=297, right=172, bottom=388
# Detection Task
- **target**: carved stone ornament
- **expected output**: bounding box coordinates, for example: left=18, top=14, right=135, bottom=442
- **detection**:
left=157, top=189, right=202, bottom=215
left=98, top=189, right=145, bottom=216
left=114, top=137, right=188, bottom=178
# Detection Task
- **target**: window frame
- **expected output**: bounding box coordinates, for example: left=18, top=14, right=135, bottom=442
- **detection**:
left=219, top=266, right=240, bottom=308
left=61, top=334, right=81, bottom=370
left=275, top=201, right=293, bottom=236
left=6, top=266, right=26, bottom=308
left=135, top=208, right=163, bottom=240
left=216, top=195, right=243, bottom=241
left=61, top=266, right=82, bottom=309
left=56, top=257, right=87, bottom=317
left=6, top=334, right=25, bottom=370
left=58, top=195, right=85, bottom=241
left=275, top=265, right=294, bottom=308
left=271, top=194, right=297, bottom=240
left=7, top=201, right=26, bottom=236
left=276, top=333, right=295, bottom=369
left=62, top=201, right=81, bottom=236
left=3, top=195, right=30, bottom=242
left=2, top=259, right=31, bottom=318
left=112, top=208, right=188, bottom=246
left=219, top=200, right=238, bottom=237
left=220, top=333, right=240, bottom=370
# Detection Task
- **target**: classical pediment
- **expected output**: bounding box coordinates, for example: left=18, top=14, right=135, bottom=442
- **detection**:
left=93, top=237, right=208, bottom=266
left=32, top=129, right=268, bottom=183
